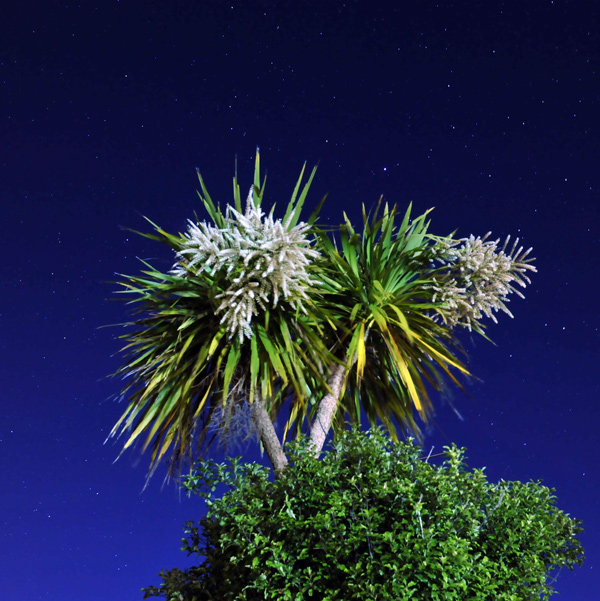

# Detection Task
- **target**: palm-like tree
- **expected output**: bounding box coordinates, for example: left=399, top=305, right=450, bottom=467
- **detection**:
left=305, top=202, right=536, bottom=455
left=108, top=152, right=536, bottom=479
left=109, top=153, right=332, bottom=477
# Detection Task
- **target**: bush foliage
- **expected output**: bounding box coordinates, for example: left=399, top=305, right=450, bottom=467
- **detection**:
left=143, top=429, right=583, bottom=600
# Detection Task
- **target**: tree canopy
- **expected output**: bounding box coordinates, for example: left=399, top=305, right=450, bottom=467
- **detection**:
left=142, top=429, right=584, bottom=600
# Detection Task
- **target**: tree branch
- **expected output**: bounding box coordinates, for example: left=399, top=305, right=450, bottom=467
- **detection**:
left=250, top=397, right=288, bottom=475
left=308, top=360, right=348, bottom=456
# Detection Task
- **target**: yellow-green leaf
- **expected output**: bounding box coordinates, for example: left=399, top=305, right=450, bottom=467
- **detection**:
left=356, top=322, right=367, bottom=383
left=388, top=305, right=414, bottom=345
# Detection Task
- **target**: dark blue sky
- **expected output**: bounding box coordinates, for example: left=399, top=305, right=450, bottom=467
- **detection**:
left=1, top=1, right=598, bottom=599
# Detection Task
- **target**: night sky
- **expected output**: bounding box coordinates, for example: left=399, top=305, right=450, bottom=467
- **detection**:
left=2, top=1, right=598, bottom=599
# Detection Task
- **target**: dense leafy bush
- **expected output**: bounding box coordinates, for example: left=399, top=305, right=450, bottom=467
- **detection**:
left=143, top=429, right=583, bottom=600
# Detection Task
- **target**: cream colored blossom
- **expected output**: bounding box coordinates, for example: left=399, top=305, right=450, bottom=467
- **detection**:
left=171, top=187, right=319, bottom=340
left=430, top=233, right=537, bottom=331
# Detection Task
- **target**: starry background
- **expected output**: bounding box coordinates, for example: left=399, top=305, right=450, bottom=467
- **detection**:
left=1, top=1, right=598, bottom=599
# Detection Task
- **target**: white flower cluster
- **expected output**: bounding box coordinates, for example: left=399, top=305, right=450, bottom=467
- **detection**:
left=171, top=187, right=320, bottom=340
left=431, top=233, right=537, bottom=331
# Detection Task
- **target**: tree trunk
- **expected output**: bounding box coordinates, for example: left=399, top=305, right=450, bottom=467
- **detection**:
left=308, top=360, right=347, bottom=456
left=251, top=397, right=288, bottom=475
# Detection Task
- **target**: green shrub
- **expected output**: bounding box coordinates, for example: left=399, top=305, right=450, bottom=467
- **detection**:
left=143, top=429, right=583, bottom=600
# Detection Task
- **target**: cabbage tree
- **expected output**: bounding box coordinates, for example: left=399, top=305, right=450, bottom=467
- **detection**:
left=107, top=151, right=536, bottom=478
